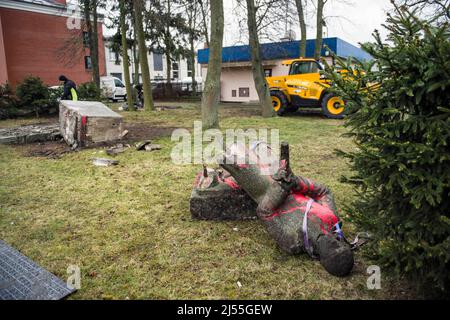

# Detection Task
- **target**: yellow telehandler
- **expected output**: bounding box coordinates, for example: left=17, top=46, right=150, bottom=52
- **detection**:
left=266, top=58, right=346, bottom=119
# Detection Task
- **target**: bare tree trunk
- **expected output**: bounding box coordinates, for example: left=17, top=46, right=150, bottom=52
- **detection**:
left=132, top=43, right=139, bottom=85
left=134, top=0, right=154, bottom=111
left=246, top=0, right=274, bottom=118
left=165, top=52, right=173, bottom=97
left=198, top=0, right=210, bottom=48
left=188, top=1, right=198, bottom=96
left=164, top=0, right=173, bottom=97
left=119, top=0, right=135, bottom=111
left=132, top=42, right=139, bottom=102
left=91, top=1, right=100, bottom=89
left=130, top=9, right=139, bottom=86
left=201, top=0, right=224, bottom=129
left=314, top=0, right=325, bottom=60
left=190, top=36, right=197, bottom=96
left=295, top=0, right=307, bottom=57
left=82, top=0, right=100, bottom=92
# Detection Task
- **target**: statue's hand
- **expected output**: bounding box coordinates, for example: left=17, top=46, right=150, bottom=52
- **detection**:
left=272, top=166, right=298, bottom=192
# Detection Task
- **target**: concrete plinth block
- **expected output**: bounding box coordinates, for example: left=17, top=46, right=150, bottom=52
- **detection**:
left=190, top=188, right=257, bottom=221
left=190, top=169, right=257, bottom=221
left=59, top=100, right=124, bottom=148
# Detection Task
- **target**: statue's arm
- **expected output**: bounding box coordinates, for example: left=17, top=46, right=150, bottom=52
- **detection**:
left=293, top=176, right=338, bottom=215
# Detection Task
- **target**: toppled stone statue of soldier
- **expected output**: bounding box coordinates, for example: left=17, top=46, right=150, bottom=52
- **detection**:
left=190, top=142, right=368, bottom=277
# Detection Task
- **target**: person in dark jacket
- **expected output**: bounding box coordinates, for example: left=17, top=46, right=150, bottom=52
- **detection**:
left=59, top=75, right=78, bottom=101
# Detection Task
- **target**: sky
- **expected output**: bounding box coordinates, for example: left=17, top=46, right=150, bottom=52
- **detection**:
left=102, top=0, right=395, bottom=49
left=222, top=0, right=394, bottom=47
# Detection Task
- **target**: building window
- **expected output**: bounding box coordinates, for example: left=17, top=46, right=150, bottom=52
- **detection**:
left=264, top=69, right=272, bottom=77
left=153, top=53, right=163, bottom=71
left=239, top=88, right=250, bottom=98
left=187, top=60, right=193, bottom=77
left=114, top=53, right=121, bottom=65
left=108, top=49, right=120, bottom=65
left=232, top=90, right=237, bottom=97
left=84, top=56, right=92, bottom=70
left=111, top=73, right=122, bottom=81
left=82, top=32, right=90, bottom=47
left=108, top=48, right=115, bottom=61
left=172, top=62, right=179, bottom=79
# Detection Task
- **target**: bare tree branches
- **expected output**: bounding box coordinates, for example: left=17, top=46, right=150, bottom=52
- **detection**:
left=394, top=0, right=450, bottom=24
left=233, top=0, right=295, bottom=43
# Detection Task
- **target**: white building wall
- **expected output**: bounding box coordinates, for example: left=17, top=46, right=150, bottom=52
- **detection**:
left=104, top=43, right=202, bottom=85
left=202, top=60, right=290, bottom=103
left=221, top=68, right=258, bottom=103
left=201, top=57, right=334, bottom=103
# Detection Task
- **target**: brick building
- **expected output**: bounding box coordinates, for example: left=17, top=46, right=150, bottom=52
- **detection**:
left=0, top=0, right=106, bottom=87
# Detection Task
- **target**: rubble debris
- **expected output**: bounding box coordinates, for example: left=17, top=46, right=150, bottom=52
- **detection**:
left=0, top=124, right=61, bottom=145
left=135, top=140, right=152, bottom=151
left=155, top=106, right=182, bottom=112
left=135, top=140, right=161, bottom=152
left=106, top=143, right=128, bottom=156
left=92, top=158, right=119, bottom=167
left=119, top=130, right=129, bottom=139
left=144, top=144, right=161, bottom=152
left=59, top=100, right=124, bottom=148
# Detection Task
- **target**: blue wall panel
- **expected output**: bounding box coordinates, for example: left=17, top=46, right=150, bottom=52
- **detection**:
left=336, top=38, right=372, bottom=61
left=198, top=37, right=371, bottom=64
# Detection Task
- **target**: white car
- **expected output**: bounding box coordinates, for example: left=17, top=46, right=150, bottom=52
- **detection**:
left=100, top=76, right=127, bottom=102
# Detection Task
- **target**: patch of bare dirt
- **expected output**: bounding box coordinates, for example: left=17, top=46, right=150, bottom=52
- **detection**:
left=220, top=105, right=261, bottom=118
left=23, top=141, right=72, bottom=159
left=19, top=123, right=179, bottom=159
left=122, top=123, right=180, bottom=142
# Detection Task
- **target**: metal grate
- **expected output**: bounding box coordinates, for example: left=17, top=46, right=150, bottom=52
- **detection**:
left=0, top=240, right=76, bottom=300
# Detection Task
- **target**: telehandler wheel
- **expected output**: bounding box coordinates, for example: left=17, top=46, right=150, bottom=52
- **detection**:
left=271, top=90, right=289, bottom=116
left=321, top=93, right=346, bottom=119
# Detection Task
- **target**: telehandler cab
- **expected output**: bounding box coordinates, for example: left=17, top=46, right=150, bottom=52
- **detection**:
left=266, top=58, right=346, bottom=119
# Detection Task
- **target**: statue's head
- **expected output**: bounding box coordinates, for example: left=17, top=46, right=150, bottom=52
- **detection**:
left=316, top=233, right=354, bottom=277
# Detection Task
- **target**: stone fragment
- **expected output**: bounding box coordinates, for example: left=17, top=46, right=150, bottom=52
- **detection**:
left=92, top=158, right=119, bottom=167
left=144, top=144, right=161, bottom=152
left=0, top=124, right=61, bottom=145
left=135, top=140, right=151, bottom=151
left=106, top=144, right=127, bottom=156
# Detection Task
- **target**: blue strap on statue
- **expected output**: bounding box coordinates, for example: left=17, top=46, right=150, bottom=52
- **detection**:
left=302, top=198, right=316, bottom=258
left=334, top=222, right=344, bottom=240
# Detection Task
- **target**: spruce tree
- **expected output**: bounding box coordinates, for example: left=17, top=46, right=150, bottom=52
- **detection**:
left=324, top=5, right=450, bottom=297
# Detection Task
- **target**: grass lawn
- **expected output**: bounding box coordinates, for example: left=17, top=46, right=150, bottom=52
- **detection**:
left=0, top=101, right=414, bottom=299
